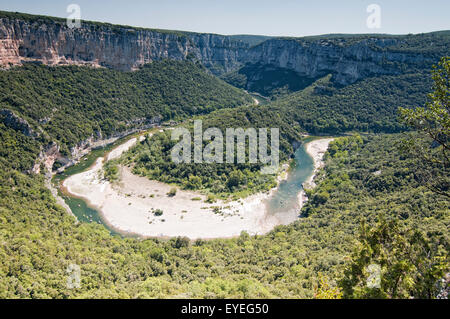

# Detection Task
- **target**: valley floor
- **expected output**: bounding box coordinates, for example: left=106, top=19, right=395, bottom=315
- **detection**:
left=62, top=137, right=333, bottom=239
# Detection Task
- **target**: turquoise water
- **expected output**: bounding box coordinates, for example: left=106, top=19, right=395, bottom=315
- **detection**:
left=61, top=194, right=105, bottom=224
left=265, top=139, right=314, bottom=223
left=57, top=137, right=317, bottom=236
left=53, top=134, right=143, bottom=235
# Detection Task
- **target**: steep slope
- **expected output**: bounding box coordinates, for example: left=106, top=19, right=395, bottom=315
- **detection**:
left=269, top=71, right=433, bottom=134
left=243, top=33, right=449, bottom=87
left=1, top=11, right=448, bottom=93
left=0, top=60, right=252, bottom=163
left=0, top=11, right=448, bottom=299
left=224, top=32, right=449, bottom=96
left=0, top=124, right=447, bottom=298
left=0, top=11, right=249, bottom=74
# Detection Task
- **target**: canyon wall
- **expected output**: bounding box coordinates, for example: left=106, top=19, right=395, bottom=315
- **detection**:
left=0, top=13, right=248, bottom=73
left=0, top=12, right=447, bottom=85
left=243, top=37, right=437, bottom=85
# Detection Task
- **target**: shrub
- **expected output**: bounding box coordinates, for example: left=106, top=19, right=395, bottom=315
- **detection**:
left=167, top=187, right=177, bottom=197
left=153, top=209, right=163, bottom=216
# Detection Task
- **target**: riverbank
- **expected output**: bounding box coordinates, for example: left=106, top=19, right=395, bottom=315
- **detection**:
left=62, top=137, right=333, bottom=239
left=297, top=138, right=334, bottom=205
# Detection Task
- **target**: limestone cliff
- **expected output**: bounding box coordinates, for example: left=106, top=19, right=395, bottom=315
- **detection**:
left=0, top=12, right=248, bottom=73
left=0, top=11, right=448, bottom=87
left=243, top=36, right=445, bottom=85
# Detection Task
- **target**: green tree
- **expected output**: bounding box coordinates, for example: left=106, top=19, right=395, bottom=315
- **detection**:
left=315, top=273, right=342, bottom=299
left=339, top=215, right=449, bottom=299
left=167, top=187, right=177, bottom=197
left=173, top=236, right=190, bottom=249
left=104, top=161, right=119, bottom=181
left=399, top=56, right=449, bottom=197
left=185, top=175, right=202, bottom=190
left=227, top=170, right=244, bottom=190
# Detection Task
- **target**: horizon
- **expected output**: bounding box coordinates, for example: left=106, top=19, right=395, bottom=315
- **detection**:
left=0, top=0, right=449, bottom=37
left=1, top=9, right=449, bottom=39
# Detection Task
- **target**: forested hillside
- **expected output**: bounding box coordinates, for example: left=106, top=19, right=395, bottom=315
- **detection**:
left=119, top=106, right=304, bottom=198
left=0, top=10, right=447, bottom=298
left=222, top=31, right=449, bottom=98
left=221, top=65, right=435, bottom=136
left=269, top=71, right=433, bottom=134
left=1, top=122, right=447, bottom=297
left=0, top=60, right=253, bottom=154
left=120, top=66, right=436, bottom=197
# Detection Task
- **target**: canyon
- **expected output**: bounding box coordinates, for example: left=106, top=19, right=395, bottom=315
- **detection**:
left=1, top=11, right=448, bottom=89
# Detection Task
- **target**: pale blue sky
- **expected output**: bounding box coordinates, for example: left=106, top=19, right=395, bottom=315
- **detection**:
left=0, top=0, right=449, bottom=37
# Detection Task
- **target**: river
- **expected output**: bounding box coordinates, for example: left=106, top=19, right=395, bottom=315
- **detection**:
left=266, top=138, right=315, bottom=224
left=55, top=133, right=323, bottom=237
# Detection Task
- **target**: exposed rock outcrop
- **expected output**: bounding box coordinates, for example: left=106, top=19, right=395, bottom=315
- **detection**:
left=0, top=14, right=248, bottom=74
left=0, top=106, right=159, bottom=176
left=0, top=108, right=37, bottom=137
left=1, top=12, right=447, bottom=85
left=29, top=115, right=160, bottom=175
left=243, top=37, right=442, bottom=85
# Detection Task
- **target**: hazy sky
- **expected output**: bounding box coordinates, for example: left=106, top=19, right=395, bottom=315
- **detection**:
left=0, top=0, right=449, bottom=37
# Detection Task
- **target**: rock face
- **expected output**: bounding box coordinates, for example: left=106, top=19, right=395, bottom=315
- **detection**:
left=243, top=37, right=440, bottom=85
left=0, top=14, right=248, bottom=74
left=0, top=108, right=37, bottom=137
left=0, top=12, right=447, bottom=85
left=31, top=121, right=161, bottom=175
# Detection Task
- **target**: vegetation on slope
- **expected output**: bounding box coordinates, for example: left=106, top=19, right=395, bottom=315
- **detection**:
left=307, top=134, right=448, bottom=298
left=339, top=215, right=448, bottom=299
left=322, top=60, right=449, bottom=298
left=0, top=10, right=196, bottom=37
left=270, top=71, right=433, bottom=134
left=223, top=31, right=449, bottom=98
left=0, top=60, right=253, bottom=155
left=223, top=59, right=436, bottom=135
left=221, top=63, right=316, bottom=97
left=1, top=124, right=447, bottom=298
left=121, top=64, right=437, bottom=195
left=399, top=57, right=450, bottom=198
left=119, top=106, right=303, bottom=198
left=0, top=26, right=447, bottom=298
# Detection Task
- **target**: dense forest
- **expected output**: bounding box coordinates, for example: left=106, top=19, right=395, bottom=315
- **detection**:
left=0, top=16, right=448, bottom=297
left=119, top=65, right=437, bottom=197
left=222, top=67, right=435, bottom=135
left=0, top=60, right=253, bottom=154
left=1, top=122, right=448, bottom=297
left=118, top=106, right=304, bottom=198
left=120, top=130, right=280, bottom=198
left=269, top=71, right=433, bottom=133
